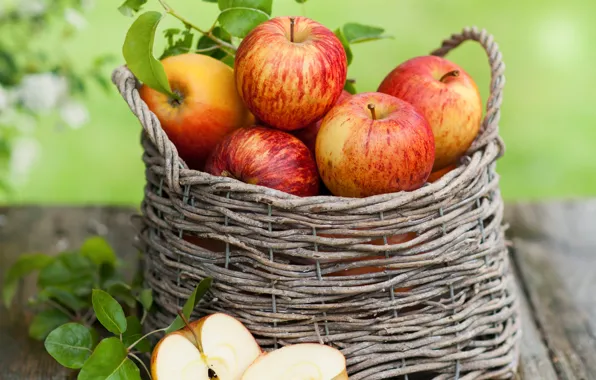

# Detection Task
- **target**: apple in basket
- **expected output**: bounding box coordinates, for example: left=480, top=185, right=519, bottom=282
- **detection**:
left=151, top=313, right=261, bottom=380
left=139, top=53, right=255, bottom=171
left=204, top=126, right=320, bottom=197
left=316, top=92, right=435, bottom=197
left=378, top=55, right=482, bottom=171
left=291, top=90, right=353, bottom=154
left=234, top=16, right=348, bottom=131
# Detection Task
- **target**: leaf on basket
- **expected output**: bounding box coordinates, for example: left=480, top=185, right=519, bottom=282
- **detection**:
left=165, top=278, right=213, bottom=334
left=123, top=11, right=176, bottom=98
left=217, top=7, right=270, bottom=38
left=218, top=0, right=273, bottom=15
left=118, top=0, right=148, bottom=17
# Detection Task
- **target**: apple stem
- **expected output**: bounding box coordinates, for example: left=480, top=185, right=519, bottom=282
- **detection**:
left=440, top=70, right=460, bottom=82
left=290, top=17, right=296, bottom=42
left=368, top=104, right=377, bottom=120
left=177, top=310, right=205, bottom=354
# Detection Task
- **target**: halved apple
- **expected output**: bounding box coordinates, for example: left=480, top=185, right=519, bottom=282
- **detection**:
left=241, top=343, right=348, bottom=380
left=151, top=313, right=261, bottom=380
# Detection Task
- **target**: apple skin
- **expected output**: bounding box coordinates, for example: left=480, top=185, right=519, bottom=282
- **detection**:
left=291, top=90, right=352, bottom=154
left=316, top=92, right=435, bottom=198
left=205, top=126, right=320, bottom=197
left=427, top=163, right=457, bottom=183
left=234, top=16, right=347, bottom=131
left=139, top=53, right=255, bottom=170
left=377, top=55, right=482, bottom=170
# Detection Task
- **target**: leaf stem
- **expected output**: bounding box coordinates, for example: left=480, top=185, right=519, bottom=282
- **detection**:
left=47, top=299, right=76, bottom=320
left=140, top=309, right=148, bottom=325
left=127, top=327, right=167, bottom=351
left=158, top=0, right=237, bottom=52
left=129, top=352, right=152, bottom=380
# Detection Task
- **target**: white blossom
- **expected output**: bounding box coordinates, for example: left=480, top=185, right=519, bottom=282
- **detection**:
left=16, top=73, right=68, bottom=113
left=65, top=8, right=87, bottom=30
left=60, top=101, right=89, bottom=129
left=8, top=137, right=40, bottom=185
left=16, top=0, right=47, bottom=17
left=0, top=86, right=8, bottom=112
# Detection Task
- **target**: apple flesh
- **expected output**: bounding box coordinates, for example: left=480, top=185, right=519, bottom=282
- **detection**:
left=291, top=90, right=352, bottom=154
left=139, top=53, right=255, bottom=170
left=234, top=16, right=347, bottom=131
left=316, top=92, right=435, bottom=197
left=378, top=55, right=482, bottom=170
left=151, top=313, right=261, bottom=380
left=241, top=343, right=348, bottom=380
left=205, top=126, right=320, bottom=197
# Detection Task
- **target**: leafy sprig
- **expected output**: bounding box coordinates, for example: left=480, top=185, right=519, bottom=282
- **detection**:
left=119, top=0, right=391, bottom=97
left=3, top=236, right=213, bottom=379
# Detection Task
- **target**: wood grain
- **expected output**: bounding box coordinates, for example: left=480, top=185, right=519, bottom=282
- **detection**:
left=0, top=206, right=137, bottom=380
left=507, top=200, right=596, bottom=380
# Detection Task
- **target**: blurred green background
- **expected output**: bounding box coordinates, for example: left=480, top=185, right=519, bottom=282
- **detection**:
left=7, top=0, right=596, bottom=205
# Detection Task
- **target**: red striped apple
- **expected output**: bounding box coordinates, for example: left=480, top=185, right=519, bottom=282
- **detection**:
left=205, top=126, right=319, bottom=197
left=140, top=54, right=255, bottom=170
left=316, top=92, right=435, bottom=197
left=291, top=90, right=352, bottom=154
left=378, top=55, right=482, bottom=170
left=241, top=343, right=348, bottom=380
left=234, top=16, right=348, bottom=131
left=151, top=313, right=261, bottom=380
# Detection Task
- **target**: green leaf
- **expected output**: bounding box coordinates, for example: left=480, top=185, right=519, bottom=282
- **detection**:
left=218, top=0, right=272, bottom=15
left=334, top=28, right=353, bottom=66
left=39, top=286, right=89, bottom=312
left=118, top=0, right=148, bottom=17
left=217, top=8, right=269, bottom=38
left=29, top=310, right=71, bottom=341
left=123, top=11, right=175, bottom=97
left=92, top=289, right=127, bottom=335
left=295, top=0, right=307, bottom=2
left=106, top=281, right=136, bottom=308
left=38, top=252, right=96, bottom=292
left=342, top=22, right=392, bottom=44
left=80, top=236, right=117, bottom=267
left=44, top=323, right=93, bottom=369
left=138, top=289, right=153, bottom=311
left=122, top=316, right=151, bottom=353
left=161, top=29, right=195, bottom=59
left=204, top=0, right=218, bottom=2
left=78, top=338, right=141, bottom=380
left=165, top=278, right=212, bottom=334
left=344, top=80, right=357, bottom=95
left=3, top=253, right=54, bottom=307
left=196, top=27, right=231, bottom=60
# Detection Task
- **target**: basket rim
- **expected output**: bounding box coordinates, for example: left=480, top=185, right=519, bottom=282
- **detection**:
left=112, top=25, right=505, bottom=207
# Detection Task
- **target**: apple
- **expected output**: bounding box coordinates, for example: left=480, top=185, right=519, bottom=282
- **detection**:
left=151, top=313, right=261, bottom=380
left=139, top=53, right=255, bottom=170
left=291, top=90, right=352, bottom=154
left=241, top=343, right=348, bottom=380
left=204, top=126, right=320, bottom=197
left=427, top=163, right=457, bottom=183
left=316, top=92, right=435, bottom=197
left=377, top=55, right=482, bottom=170
left=234, top=16, right=348, bottom=131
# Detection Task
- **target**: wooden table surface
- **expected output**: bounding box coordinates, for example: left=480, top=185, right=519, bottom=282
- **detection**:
left=1, top=201, right=595, bottom=379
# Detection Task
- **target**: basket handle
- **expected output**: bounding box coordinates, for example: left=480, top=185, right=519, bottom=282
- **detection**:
left=430, top=26, right=505, bottom=154
left=112, top=66, right=185, bottom=193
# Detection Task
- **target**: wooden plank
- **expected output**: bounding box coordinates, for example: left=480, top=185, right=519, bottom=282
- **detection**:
left=0, top=206, right=137, bottom=380
left=506, top=200, right=596, bottom=380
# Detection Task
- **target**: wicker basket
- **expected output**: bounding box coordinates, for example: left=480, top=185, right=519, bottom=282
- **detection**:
left=112, top=26, right=520, bottom=379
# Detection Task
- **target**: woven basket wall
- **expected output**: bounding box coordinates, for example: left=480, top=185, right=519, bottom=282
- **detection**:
left=112, top=26, right=520, bottom=379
